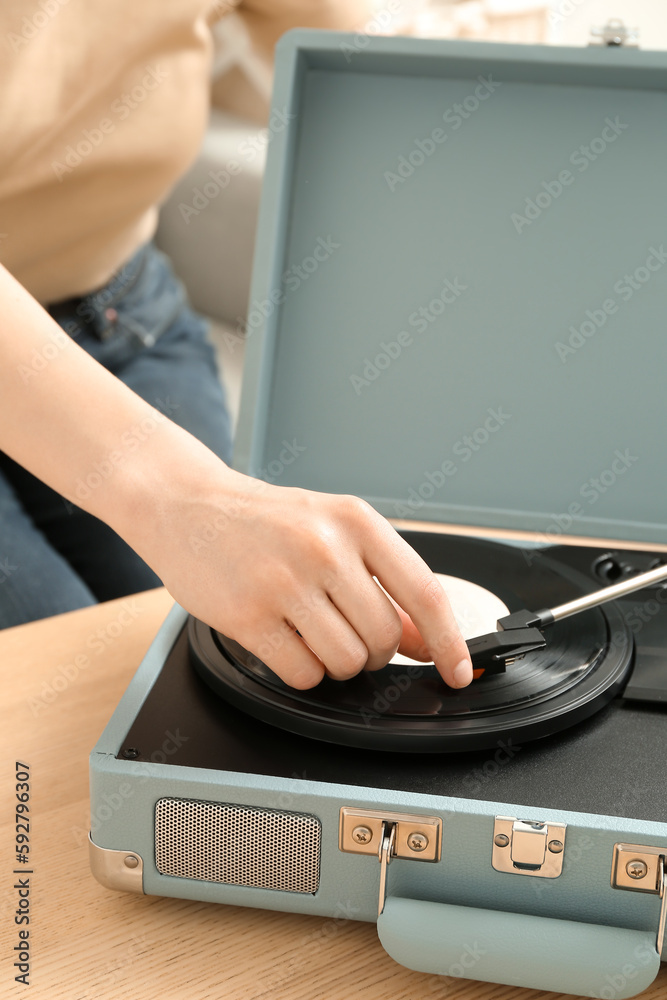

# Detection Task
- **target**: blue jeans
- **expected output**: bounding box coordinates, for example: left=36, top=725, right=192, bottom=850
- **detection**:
left=0, top=244, right=233, bottom=628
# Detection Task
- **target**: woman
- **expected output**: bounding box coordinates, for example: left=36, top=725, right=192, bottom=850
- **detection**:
left=0, top=0, right=472, bottom=690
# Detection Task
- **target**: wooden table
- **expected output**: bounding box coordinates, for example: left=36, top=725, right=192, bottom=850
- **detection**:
left=2, top=590, right=665, bottom=1000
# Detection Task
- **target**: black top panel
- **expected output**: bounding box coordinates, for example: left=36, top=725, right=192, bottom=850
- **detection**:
left=119, top=541, right=667, bottom=824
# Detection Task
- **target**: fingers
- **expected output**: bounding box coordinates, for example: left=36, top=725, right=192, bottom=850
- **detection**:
left=229, top=494, right=472, bottom=691
left=362, top=523, right=473, bottom=688
left=327, top=570, right=403, bottom=671
left=242, top=579, right=402, bottom=685
left=274, top=581, right=401, bottom=680
left=251, top=565, right=468, bottom=691
left=248, top=622, right=326, bottom=690
left=243, top=591, right=383, bottom=686
left=376, top=583, right=432, bottom=662
left=393, top=604, right=432, bottom=661
left=291, top=596, right=373, bottom=680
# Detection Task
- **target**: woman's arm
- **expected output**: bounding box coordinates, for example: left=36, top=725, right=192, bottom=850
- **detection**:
left=0, top=263, right=473, bottom=689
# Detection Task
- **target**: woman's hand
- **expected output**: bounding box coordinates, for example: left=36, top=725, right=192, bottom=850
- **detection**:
left=132, top=459, right=473, bottom=690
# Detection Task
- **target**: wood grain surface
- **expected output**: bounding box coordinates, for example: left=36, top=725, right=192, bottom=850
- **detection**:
left=1, top=589, right=665, bottom=1000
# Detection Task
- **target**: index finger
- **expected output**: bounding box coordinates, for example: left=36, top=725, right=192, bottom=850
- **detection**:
left=364, top=525, right=473, bottom=688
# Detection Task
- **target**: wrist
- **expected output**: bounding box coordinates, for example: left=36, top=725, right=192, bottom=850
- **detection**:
left=82, top=416, right=243, bottom=574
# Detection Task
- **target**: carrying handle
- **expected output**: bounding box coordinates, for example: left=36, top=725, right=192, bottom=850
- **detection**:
left=377, top=896, right=661, bottom=999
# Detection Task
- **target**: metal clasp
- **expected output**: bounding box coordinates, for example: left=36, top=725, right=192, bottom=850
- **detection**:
left=589, top=19, right=639, bottom=47
left=377, top=822, right=396, bottom=916
left=611, top=844, right=667, bottom=955
left=339, top=807, right=442, bottom=915
left=492, top=816, right=566, bottom=878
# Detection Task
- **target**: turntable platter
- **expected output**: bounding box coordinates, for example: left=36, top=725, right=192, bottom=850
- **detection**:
left=189, top=533, right=633, bottom=752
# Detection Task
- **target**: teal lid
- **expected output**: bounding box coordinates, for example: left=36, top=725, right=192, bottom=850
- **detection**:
left=234, top=31, right=667, bottom=545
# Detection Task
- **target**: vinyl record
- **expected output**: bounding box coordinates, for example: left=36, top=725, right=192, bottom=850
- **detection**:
left=189, top=532, right=633, bottom=752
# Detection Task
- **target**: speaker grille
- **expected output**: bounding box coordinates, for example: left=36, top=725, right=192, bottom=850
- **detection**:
left=154, top=797, right=321, bottom=893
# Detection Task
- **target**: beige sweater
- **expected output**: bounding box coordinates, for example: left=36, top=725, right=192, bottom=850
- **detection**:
left=0, top=0, right=373, bottom=303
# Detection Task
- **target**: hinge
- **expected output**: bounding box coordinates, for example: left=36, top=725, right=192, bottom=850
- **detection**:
left=339, top=807, right=441, bottom=861
left=339, top=807, right=441, bottom=915
left=589, top=19, right=639, bottom=48
left=611, top=844, right=667, bottom=955
left=492, top=816, right=566, bottom=878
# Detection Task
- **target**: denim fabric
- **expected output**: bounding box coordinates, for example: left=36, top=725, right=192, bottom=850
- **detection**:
left=0, top=244, right=233, bottom=628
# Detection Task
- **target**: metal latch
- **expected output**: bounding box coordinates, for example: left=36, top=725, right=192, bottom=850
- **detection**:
left=492, top=816, right=566, bottom=878
left=339, top=807, right=441, bottom=915
left=589, top=19, right=639, bottom=47
left=612, top=844, right=667, bottom=956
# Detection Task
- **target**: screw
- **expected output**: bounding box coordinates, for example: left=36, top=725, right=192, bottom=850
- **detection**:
left=124, top=855, right=139, bottom=869
left=494, top=833, right=510, bottom=848
left=626, top=859, right=648, bottom=880
left=407, top=832, right=429, bottom=853
left=548, top=840, right=564, bottom=854
left=123, top=747, right=140, bottom=759
left=352, top=825, right=373, bottom=845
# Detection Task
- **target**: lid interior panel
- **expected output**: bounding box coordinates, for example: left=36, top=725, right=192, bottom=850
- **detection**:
left=237, top=37, right=667, bottom=543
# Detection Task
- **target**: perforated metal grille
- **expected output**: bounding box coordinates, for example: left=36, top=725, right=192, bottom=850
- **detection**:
left=154, top=798, right=321, bottom=893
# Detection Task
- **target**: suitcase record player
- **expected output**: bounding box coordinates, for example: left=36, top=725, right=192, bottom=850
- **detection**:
left=90, top=31, right=667, bottom=999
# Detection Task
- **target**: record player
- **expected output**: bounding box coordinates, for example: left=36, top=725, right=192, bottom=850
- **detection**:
left=90, top=31, right=667, bottom=998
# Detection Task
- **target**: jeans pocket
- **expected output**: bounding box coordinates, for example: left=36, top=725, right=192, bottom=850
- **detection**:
left=105, top=245, right=188, bottom=348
